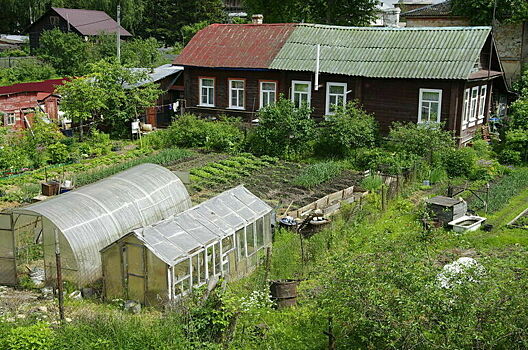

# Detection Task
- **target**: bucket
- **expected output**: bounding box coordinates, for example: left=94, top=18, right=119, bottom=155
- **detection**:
left=270, top=279, right=300, bottom=308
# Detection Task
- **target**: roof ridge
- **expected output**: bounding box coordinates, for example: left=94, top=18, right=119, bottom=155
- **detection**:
left=296, top=23, right=490, bottom=30
left=52, top=7, right=108, bottom=13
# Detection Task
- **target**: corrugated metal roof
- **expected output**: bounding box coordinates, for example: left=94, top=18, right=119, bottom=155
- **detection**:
left=50, top=7, right=132, bottom=37
left=270, top=24, right=491, bottom=79
left=0, top=78, right=68, bottom=96
left=173, top=23, right=296, bottom=69
left=403, top=0, right=454, bottom=17
left=124, top=64, right=183, bottom=88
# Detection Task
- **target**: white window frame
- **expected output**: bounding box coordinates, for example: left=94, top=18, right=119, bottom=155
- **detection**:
left=291, top=80, right=312, bottom=108
left=173, top=257, right=192, bottom=298
left=469, top=86, right=479, bottom=125
left=478, top=85, right=487, bottom=122
left=325, top=82, right=347, bottom=115
left=418, top=88, right=442, bottom=124
left=6, top=113, right=15, bottom=126
left=198, top=77, right=215, bottom=107
left=228, top=79, right=245, bottom=110
left=259, top=81, right=277, bottom=109
left=462, top=88, right=470, bottom=130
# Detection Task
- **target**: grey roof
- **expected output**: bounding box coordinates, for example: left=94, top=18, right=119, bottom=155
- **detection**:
left=124, top=64, right=183, bottom=88
left=404, top=0, right=454, bottom=17
left=130, top=185, right=272, bottom=266
left=49, top=7, right=132, bottom=36
left=14, top=163, right=191, bottom=284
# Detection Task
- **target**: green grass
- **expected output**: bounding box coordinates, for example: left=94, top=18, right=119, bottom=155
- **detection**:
left=291, top=161, right=345, bottom=189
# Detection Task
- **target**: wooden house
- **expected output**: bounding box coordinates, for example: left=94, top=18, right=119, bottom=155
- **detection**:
left=403, top=0, right=528, bottom=88
left=28, top=7, right=132, bottom=51
left=0, top=78, right=67, bottom=129
left=174, top=23, right=506, bottom=144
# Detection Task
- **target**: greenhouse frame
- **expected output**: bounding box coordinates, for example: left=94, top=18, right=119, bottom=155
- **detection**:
left=101, top=185, right=273, bottom=305
left=0, top=164, right=191, bottom=286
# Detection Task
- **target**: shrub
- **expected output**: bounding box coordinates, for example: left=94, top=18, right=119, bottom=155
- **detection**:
left=249, top=97, right=315, bottom=159
left=498, top=149, right=522, bottom=165
left=441, top=147, right=476, bottom=178
left=386, top=122, right=454, bottom=162
left=47, top=142, right=69, bottom=164
left=86, top=130, right=112, bottom=156
left=167, top=114, right=244, bottom=153
left=317, top=101, right=378, bottom=157
left=503, top=129, right=528, bottom=163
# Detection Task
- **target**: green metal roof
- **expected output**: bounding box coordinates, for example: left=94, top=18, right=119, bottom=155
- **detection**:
left=269, top=24, right=491, bottom=80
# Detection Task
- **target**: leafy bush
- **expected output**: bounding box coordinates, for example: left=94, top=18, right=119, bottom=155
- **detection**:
left=498, top=149, right=522, bottom=165
left=503, top=129, right=528, bottom=163
left=166, top=114, right=244, bottom=153
left=386, top=122, right=454, bottom=162
left=249, top=97, right=315, bottom=159
left=292, top=161, right=345, bottom=189
left=317, top=101, right=378, bottom=157
left=6, top=322, right=54, bottom=350
left=441, top=147, right=476, bottom=178
left=47, top=142, right=69, bottom=164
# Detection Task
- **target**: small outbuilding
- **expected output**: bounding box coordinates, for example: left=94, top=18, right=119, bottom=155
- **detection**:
left=101, top=185, right=273, bottom=305
left=1, top=164, right=191, bottom=286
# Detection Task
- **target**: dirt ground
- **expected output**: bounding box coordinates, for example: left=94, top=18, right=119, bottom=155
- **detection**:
left=186, top=159, right=362, bottom=214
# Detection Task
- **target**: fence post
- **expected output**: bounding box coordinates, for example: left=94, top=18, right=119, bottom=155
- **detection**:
left=54, top=229, right=65, bottom=322
left=381, top=184, right=386, bottom=211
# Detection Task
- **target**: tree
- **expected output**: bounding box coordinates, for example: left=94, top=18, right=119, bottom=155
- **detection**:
left=451, top=0, right=528, bottom=25
left=138, top=0, right=226, bottom=45
left=243, top=0, right=379, bottom=26
left=38, top=28, right=90, bottom=76
left=57, top=59, right=162, bottom=138
left=56, top=77, right=106, bottom=140
left=0, top=59, right=57, bottom=86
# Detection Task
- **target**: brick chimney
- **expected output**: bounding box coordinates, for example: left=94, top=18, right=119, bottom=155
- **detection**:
left=252, top=14, right=264, bottom=24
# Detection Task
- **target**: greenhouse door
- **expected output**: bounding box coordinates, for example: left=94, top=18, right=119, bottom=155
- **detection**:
left=123, top=243, right=146, bottom=303
left=0, top=212, right=16, bottom=285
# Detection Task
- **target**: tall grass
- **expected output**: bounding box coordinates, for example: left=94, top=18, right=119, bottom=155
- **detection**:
left=474, top=167, right=528, bottom=213
left=292, top=161, right=344, bottom=189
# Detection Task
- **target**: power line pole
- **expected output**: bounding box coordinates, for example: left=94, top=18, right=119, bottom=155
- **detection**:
left=117, top=4, right=121, bottom=63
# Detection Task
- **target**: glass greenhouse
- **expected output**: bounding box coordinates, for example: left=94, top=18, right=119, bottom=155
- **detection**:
left=101, top=185, right=273, bottom=305
left=1, top=164, right=191, bottom=286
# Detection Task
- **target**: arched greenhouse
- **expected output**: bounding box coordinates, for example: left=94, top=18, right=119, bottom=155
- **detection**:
left=0, top=164, right=191, bottom=286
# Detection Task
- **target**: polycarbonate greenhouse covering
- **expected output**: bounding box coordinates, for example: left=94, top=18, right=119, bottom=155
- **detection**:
left=13, top=163, right=191, bottom=284
left=130, top=185, right=273, bottom=266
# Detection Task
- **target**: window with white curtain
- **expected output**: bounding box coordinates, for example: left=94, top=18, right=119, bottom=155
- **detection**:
left=462, top=88, right=470, bottom=130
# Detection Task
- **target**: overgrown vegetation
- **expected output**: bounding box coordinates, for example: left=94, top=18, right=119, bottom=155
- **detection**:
left=292, top=161, right=346, bottom=189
